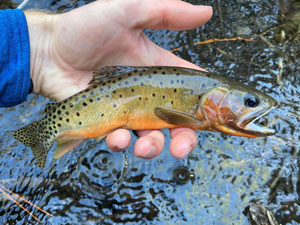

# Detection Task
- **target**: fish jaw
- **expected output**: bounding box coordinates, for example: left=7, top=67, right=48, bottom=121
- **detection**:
left=229, top=106, right=277, bottom=137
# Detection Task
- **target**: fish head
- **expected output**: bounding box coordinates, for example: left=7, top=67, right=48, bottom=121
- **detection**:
left=199, top=86, right=278, bottom=137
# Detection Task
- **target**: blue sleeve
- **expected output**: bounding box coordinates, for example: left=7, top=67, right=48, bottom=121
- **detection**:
left=0, top=9, right=31, bottom=107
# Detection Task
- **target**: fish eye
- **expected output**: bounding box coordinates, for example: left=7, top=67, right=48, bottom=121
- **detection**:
left=244, top=94, right=260, bottom=108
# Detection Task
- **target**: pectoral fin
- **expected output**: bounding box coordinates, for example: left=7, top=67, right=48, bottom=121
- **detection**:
left=54, top=136, right=85, bottom=159
left=154, top=107, right=206, bottom=129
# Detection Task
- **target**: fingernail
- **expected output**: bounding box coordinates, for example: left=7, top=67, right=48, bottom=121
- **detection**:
left=145, top=146, right=157, bottom=159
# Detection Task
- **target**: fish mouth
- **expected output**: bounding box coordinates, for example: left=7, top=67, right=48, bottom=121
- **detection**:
left=228, top=106, right=277, bottom=137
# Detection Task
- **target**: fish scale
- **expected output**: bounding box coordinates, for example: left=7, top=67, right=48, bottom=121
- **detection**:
left=13, top=66, right=277, bottom=168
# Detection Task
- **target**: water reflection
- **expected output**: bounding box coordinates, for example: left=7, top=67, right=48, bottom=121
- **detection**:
left=0, top=0, right=299, bottom=224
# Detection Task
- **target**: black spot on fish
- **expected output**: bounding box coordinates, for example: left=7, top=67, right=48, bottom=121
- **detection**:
left=119, top=94, right=122, bottom=98
left=173, top=68, right=177, bottom=71
left=152, top=93, right=155, bottom=97
left=158, top=67, right=162, bottom=70
left=66, top=119, right=70, bottom=123
left=70, top=104, right=74, bottom=108
left=57, top=110, right=61, bottom=115
left=153, top=71, right=157, bottom=74
left=76, top=112, right=80, bottom=117
left=85, top=89, right=90, bottom=93
left=128, top=73, right=132, bottom=77
left=207, top=74, right=211, bottom=78
left=134, top=69, right=138, bottom=73
left=108, top=80, right=111, bottom=84
left=112, top=90, right=116, bottom=94
left=59, top=117, right=63, bottom=121
left=53, top=115, right=56, bottom=119
left=162, top=95, right=165, bottom=99
left=63, top=99, right=68, bottom=104
left=145, top=97, right=148, bottom=101
left=174, top=89, right=177, bottom=93
left=131, top=89, right=134, bottom=92
left=139, top=97, right=142, bottom=101
left=112, top=80, right=116, bottom=84
left=171, top=101, right=174, bottom=105
left=93, top=85, right=97, bottom=88
left=66, top=111, right=69, bottom=115
left=58, top=123, right=61, bottom=127
left=79, top=122, right=82, bottom=125
left=162, top=71, right=166, bottom=74
left=101, top=113, right=104, bottom=117
left=89, top=99, right=93, bottom=103
left=198, top=95, right=202, bottom=100
left=83, top=102, right=87, bottom=107
left=176, top=73, right=180, bottom=76
left=54, top=130, right=58, bottom=134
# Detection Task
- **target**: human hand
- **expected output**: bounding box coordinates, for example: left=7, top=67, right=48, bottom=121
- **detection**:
left=24, top=0, right=213, bottom=159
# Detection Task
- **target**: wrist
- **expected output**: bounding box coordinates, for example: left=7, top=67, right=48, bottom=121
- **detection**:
left=24, top=11, right=59, bottom=97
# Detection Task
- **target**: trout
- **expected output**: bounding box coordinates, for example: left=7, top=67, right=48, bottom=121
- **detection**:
left=14, top=66, right=278, bottom=167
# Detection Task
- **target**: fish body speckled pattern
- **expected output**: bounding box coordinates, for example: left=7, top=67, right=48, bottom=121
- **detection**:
left=14, top=66, right=278, bottom=167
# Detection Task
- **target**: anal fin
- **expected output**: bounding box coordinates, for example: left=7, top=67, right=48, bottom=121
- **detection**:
left=54, top=136, right=85, bottom=159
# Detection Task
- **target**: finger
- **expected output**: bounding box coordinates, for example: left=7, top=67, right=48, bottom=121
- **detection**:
left=133, top=0, right=213, bottom=30
left=106, top=129, right=131, bottom=152
left=133, top=130, right=165, bottom=159
left=169, top=128, right=197, bottom=158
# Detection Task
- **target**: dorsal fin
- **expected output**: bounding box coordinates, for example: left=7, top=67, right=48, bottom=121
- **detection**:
left=89, top=66, right=147, bottom=84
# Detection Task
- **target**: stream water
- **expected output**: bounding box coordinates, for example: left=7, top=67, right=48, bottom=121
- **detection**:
left=0, top=0, right=299, bottom=224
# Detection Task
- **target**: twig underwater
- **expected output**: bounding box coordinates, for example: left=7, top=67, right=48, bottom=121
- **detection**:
left=17, top=0, right=29, bottom=9
left=0, top=184, right=53, bottom=224
left=170, top=36, right=254, bottom=53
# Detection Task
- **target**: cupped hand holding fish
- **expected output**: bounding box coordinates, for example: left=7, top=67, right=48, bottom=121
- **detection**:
left=24, top=0, right=213, bottom=159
